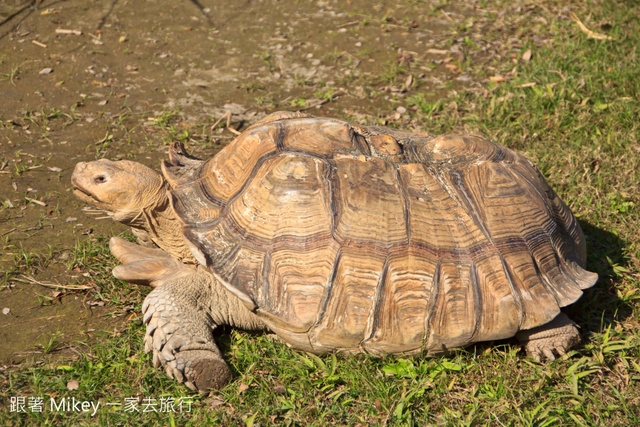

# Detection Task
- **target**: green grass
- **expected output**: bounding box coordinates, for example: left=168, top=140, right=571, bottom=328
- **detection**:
left=1, top=1, right=639, bottom=425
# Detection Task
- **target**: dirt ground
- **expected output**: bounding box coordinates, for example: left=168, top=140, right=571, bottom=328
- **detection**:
left=0, top=0, right=517, bottom=365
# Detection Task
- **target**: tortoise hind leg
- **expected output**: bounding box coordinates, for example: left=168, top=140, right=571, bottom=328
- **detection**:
left=515, top=313, right=581, bottom=362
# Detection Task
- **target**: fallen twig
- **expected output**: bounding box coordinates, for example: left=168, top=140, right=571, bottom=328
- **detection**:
left=95, top=132, right=112, bottom=145
left=210, top=114, right=226, bottom=131
left=210, top=110, right=242, bottom=135
left=25, top=197, right=46, bottom=207
left=0, top=228, right=17, bottom=237
left=440, top=9, right=454, bottom=24
left=296, top=98, right=331, bottom=111
left=18, top=275, right=94, bottom=290
left=225, top=110, right=241, bottom=135
left=570, top=12, right=614, bottom=40
left=55, top=29, right=82, bottom=36
left=337, top=21, right=359, bottom=29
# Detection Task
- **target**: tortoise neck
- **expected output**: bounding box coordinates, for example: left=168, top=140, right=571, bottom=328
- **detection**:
left=131, top=183, right=197, bottom=264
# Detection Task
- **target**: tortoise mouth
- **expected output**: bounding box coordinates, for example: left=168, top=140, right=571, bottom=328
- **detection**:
left=71, top=178, right=103, bottom=205
left=72, top=187, right=101, bottom=207
left=72, top=186, right=94, bottom=200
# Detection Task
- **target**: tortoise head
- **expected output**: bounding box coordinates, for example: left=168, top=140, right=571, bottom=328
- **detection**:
left=72, top=159, right=168, bottom=225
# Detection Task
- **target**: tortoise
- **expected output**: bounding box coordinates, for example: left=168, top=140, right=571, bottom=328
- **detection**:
left=72, top=111, right=597, bottom=391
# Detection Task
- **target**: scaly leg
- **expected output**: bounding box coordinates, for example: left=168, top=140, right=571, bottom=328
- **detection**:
left=516, top=312, right=581, bottom=362
left=109, top=237, right=231, bottom=391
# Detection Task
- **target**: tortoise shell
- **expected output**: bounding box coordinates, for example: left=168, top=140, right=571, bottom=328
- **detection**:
left=163, top=112, right=597, bottom=355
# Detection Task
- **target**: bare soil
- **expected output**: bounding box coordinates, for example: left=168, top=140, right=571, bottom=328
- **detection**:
left=0, top=0, right=506, bottom=365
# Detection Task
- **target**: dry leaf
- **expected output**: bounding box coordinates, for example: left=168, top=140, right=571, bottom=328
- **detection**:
left=238, top=383, right=249, bottom=393
left=521, top=49, right=532, bottom=62
left=496, top=93, right=515, bottom=102
left=404, top=74, right=413, bottom=89
left=490, top=75, right=507, bottom=82
left=67, top=379, right=79, bottom=390
left=39, top=68, right=54, bottom=75
left=205, top=397, right=225, bottom=408
left=445, top=64, right=459, bottom=72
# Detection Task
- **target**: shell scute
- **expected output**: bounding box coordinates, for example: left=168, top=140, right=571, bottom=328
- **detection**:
left=226, top=154, right=332, bottom=244
left=309, top=247, right=387, bottom=353
left=278, top=118, right=354, bottom=155
left=332, top=156, right=407, bottom=247
left=363, top=247, right=438, bottom=354
left=257, top=241, right=340, bottom=333
left=426, top=260, right=479, bottom=351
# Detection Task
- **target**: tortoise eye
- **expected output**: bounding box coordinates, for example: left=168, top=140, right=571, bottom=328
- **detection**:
left=94, top=175, right=106, bottom=184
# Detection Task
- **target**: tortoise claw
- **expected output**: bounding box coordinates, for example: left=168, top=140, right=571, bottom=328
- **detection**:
left=517, top=313, right=581, bottom=362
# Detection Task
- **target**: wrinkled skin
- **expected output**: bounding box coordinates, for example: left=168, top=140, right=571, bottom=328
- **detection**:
left=72, top=159, right=166, bottom=224
left=72, top=160, right=194, bottom=262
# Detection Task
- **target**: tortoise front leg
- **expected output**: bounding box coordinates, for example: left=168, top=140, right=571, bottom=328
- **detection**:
left=110, top=237, right=231, bottom=391
left=515, top=312, right=581, bottom=362
left=142, top=276, right=232, bottom=391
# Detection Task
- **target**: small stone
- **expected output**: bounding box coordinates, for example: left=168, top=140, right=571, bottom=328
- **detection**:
left=2, top=307, right=10, bottom=315
left=39, top=68, right=53, bottom=75
left=396, top=106, right=407, bottom=114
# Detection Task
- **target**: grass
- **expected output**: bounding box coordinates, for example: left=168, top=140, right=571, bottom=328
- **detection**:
left=1, top=0, right=639, bottom=425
